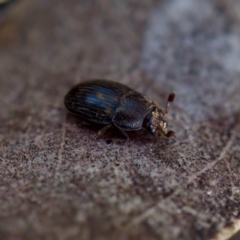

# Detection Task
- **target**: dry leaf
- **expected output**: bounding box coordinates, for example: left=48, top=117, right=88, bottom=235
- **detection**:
left=0, top=0, right=240, bottom=239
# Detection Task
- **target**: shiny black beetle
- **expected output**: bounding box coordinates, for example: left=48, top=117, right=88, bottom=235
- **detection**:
left=64, top=80, right=175, bottom=140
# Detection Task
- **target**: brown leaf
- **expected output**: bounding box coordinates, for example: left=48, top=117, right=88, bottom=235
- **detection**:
left=0, top=0, right=240, bottom=239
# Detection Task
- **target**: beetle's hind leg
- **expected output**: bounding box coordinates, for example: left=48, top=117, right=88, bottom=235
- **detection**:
left=94, top=124, right=113, bottom=140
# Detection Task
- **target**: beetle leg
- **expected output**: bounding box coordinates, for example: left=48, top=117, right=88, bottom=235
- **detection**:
left=94, top=124, right=112, bottom=139
left=119, top=130, right=134, bottom=142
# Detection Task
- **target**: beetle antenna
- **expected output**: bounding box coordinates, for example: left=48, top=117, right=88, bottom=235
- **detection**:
left=163, top=93, right=175, bottom=116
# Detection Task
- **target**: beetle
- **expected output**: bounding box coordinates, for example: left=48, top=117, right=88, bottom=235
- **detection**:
left=64, top=79, right=175, bottom=140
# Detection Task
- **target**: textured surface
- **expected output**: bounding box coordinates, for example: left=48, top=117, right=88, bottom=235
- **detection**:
left=0, top=0, right=240, bottom=240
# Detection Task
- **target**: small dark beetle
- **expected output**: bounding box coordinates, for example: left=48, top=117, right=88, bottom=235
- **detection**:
left=64, top=80, right=175, bottom=140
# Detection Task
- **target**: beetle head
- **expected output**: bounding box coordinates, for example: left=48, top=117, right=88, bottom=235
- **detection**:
left=144, top=93, right=175, bottom=137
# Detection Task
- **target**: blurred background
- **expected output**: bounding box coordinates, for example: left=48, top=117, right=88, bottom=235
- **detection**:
left=0, top=0, right=240, bottom=240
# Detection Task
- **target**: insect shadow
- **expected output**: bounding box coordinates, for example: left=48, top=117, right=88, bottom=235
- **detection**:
left=66, top=113, right=157, bottom=144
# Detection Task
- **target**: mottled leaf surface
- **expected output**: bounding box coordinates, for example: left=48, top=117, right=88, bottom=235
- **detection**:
left=0, top=0, right=240, bottom=240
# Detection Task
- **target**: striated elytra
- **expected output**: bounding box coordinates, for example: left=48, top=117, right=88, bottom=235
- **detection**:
left=64, top=80, right=175, bottom=140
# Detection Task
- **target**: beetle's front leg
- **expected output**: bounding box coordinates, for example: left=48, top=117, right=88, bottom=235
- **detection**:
left=94, top=124, right=113, bottom=140
left=119, top=130, right=134, bottom=142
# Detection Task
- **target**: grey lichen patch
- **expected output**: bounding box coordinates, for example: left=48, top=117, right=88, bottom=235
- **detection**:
left=0, top=0, right=240, bottom=240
